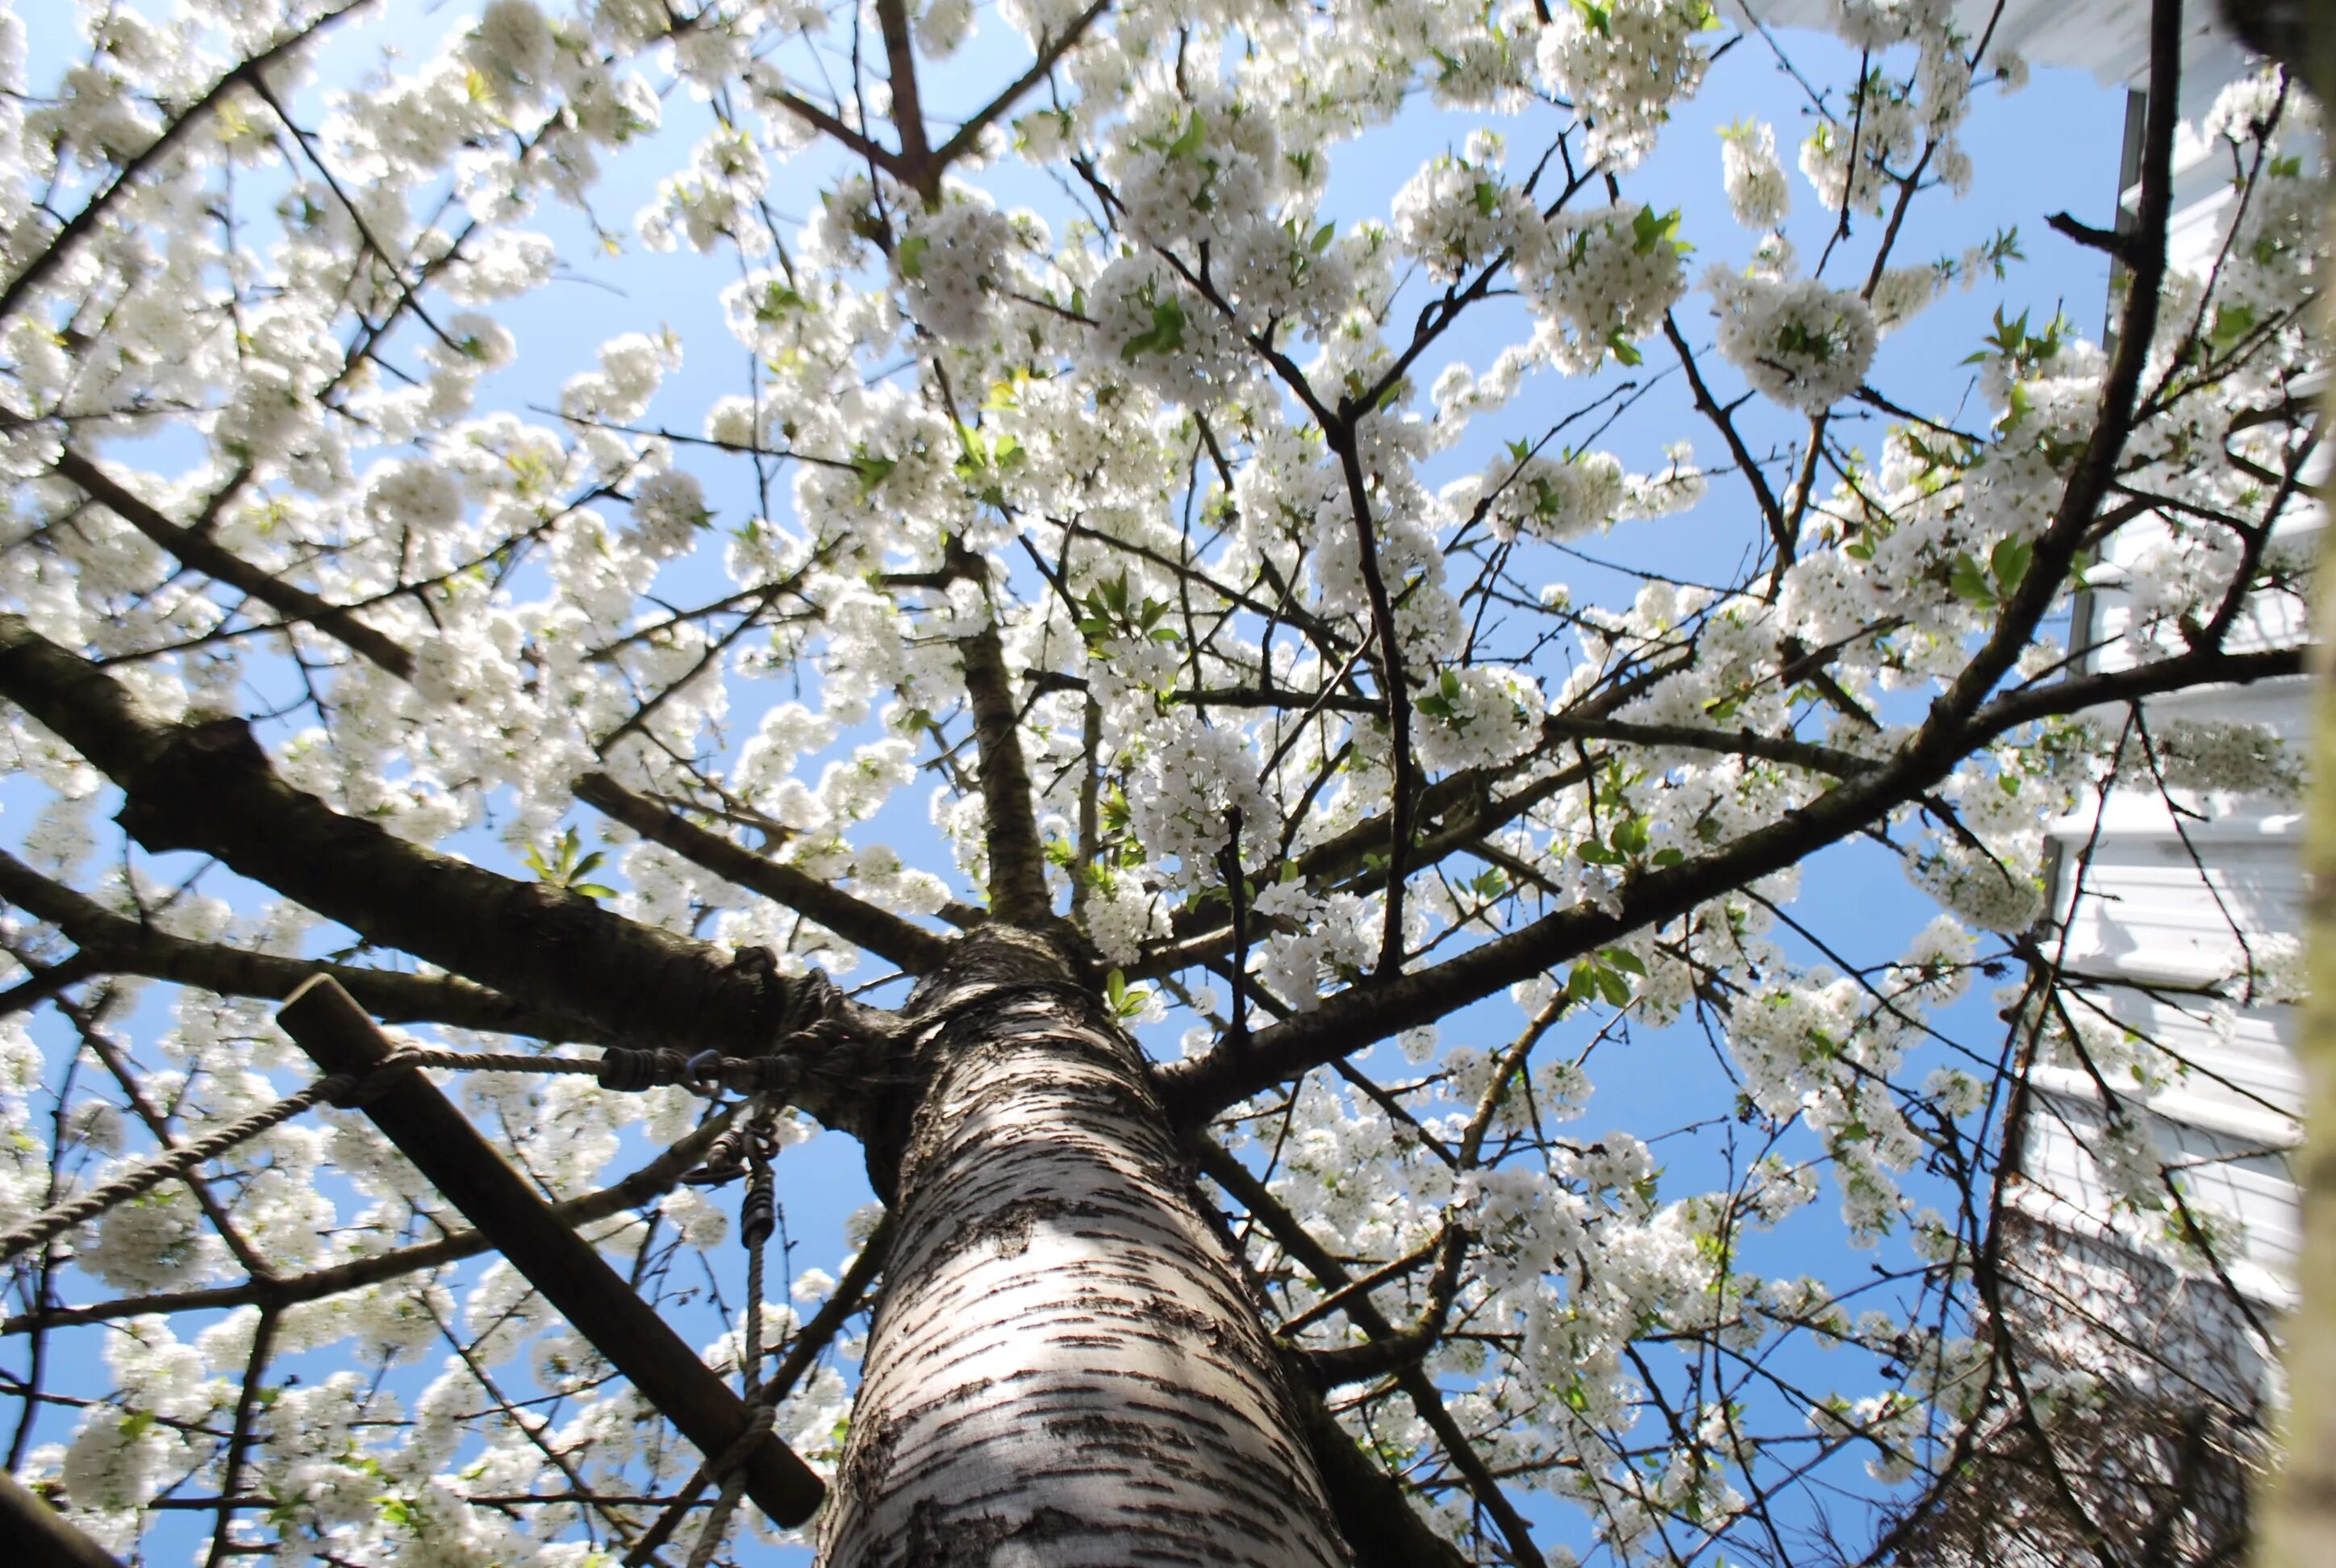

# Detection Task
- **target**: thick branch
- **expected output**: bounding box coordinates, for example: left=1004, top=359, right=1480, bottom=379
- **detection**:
left=1327, top=428, right=1416, bottom=976
left=1539, top=714, right=1875, bottom=777
left=0, top=616, right=820, bottom=1060
left=0, top=849, right=607, bottom=1041
left=1159, top=644, right=2301, bottom=1121
left=874, top=0, right=934, bottom=177
left=54, top=450, right=415, bottom=679
left=574, top=774, right=948, bottom=974
left=957, top=619, right=1055, bottom=925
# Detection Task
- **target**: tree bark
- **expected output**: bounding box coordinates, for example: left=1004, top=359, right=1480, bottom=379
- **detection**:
left=819, top=927, right=1353, bottom=1567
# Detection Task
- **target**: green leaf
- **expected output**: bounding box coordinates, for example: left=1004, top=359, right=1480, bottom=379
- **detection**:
left=1120, top=298, right=1188, bottom=362
left=754, top=281, right=809, bottom=323
left=2208, top=303, right=2257, bottom=351
left=1612, top=815, right=1650, bottom=857
left=1168, top=111, right=1207, bottom=161
left=1630, top=206, right=1682, bottom=256
left=1603, top=948, right=1647, bottom=977
left=896, top=234, right=930, bottom=280
left=1596, top=965, right=1633, bottom=1007
left=1473, top=179, right=1500, bottom=219
left=1949, top=553, right=1996, bottom=606
left=1311, top=221, right=1337, bottom=253
left=1989, top=536, right=2032, bottom=595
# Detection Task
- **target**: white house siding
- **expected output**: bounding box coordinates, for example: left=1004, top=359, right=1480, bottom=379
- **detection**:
left=1730, top=0, right=2309, bottom=1313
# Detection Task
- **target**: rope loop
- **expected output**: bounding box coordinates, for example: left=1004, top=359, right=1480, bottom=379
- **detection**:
left=596, top=1047, right=690, bottom=1092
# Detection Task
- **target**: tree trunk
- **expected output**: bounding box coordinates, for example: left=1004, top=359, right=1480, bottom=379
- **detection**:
left=818, top=928, right=1354, bottom=1567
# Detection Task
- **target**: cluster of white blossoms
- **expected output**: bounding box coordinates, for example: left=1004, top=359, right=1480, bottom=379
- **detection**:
left=1706, top=269, right=1880, bottom=414
left=1515, top=202, right=1691, bottom=373
left=1453, top=448, right=1627, bottom=544
left=0, top=1019, right=51, bottom=1232
left=637, top=124, right=771, bottom=254
left=624, top=465, right=712, bottom=559
left=1718, top=119, right=1789, bottom=230
left=1413, top=665, right=1546, bottom=774
left=1534, top=0, right=1717, bottom=171
left=1087, top=251, right=1253, bottom=402
left=1125, top=711, right=1283, bottom=890
left=2117, top=716, right=2301, bottom=800
left=896, top=189, right=1024, bottom=344
left=1391, top=133, right=1539, bottom=282
left=559, top=330, right=682, bottom=434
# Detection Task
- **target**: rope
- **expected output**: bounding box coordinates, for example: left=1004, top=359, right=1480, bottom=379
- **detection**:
left=400, top=1045, right=802, bottom=1099
left=681, top=1099, right=782, bottom=1568
left=405, top=1048, right=608, bottom=1077
left=0, top=1075, right=353, bottom=1264
left=684, top=1457, right=753, bottom=1568
left=0, top=1045, right=804, bottom=1269
left=740, top=1110, right=776, bottom=1402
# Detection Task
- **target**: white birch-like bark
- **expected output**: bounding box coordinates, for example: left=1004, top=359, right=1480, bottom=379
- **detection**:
left=819, top=929, right=1354, bottom=1567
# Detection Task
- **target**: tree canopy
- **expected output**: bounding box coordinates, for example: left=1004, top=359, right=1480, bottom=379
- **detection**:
left=0, top=0, right=2323, bottom=1563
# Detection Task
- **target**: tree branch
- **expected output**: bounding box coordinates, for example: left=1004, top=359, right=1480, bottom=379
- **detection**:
left=0, top=849, right=609, bottom=1041
left=574, top=773, right=948, bottom=973
left=0, top=617, right=824, bottom=1064
left=53, top=449, right=415, bottom=680
left=925, top=2, right=1112, bottom=171
left=956, top=611, right=1055, bottom=926
left=1158, top=643, right=2300, bottom=1121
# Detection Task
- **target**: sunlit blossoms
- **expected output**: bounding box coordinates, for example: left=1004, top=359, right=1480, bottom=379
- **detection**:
left=1516, top=202, right=1690, bottom=373
left=1706, top=269, right=1880, bottom=413
left=1718, top=119, right=1789, bottom=230
left=1535, top=0, right=1717, bottom=170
